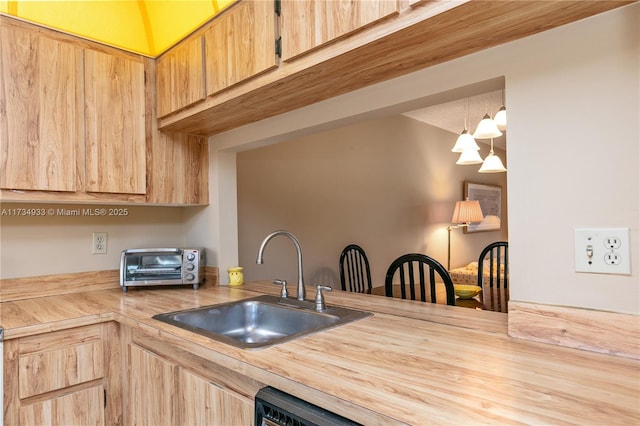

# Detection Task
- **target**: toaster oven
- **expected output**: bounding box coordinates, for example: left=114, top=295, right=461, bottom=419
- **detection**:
left=120, top=248, right=205, bottom=292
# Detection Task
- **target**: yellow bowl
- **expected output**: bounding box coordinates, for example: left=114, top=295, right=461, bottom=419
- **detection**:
left=454, top=285, right=482, bottom=299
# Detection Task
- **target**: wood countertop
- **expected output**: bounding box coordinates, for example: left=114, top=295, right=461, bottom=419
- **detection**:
left=1, top=281, right=638, bottom=425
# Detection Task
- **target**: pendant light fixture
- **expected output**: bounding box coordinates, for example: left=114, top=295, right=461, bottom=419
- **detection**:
left=494, top=106, right=507, bottom=131
left=479, top=138, right=507, bottom=173
left=451, top=130, right=480, bottom=152
left=473, top=113, right=502, bottom=139
left=494, top=89, right=507, bottom=131
left=452, top=98, right=480, bottom=152
left=456, top=148, right=483, bottom=165
left=473, top=94, right=502, bottom=139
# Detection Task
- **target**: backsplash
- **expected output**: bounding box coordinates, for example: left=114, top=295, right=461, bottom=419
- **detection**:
left=0, top=204, right=189, bottom=279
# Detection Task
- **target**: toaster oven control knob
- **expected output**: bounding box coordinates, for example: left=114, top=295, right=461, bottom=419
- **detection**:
left=185, top=273, right=195, bottom=281
left=185, top=263, right=195, bottom=271
left=186, top=252, right=196, bottom=261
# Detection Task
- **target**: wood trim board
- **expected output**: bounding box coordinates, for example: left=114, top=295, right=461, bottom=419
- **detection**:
left=509, top=301, right=640, bottom=360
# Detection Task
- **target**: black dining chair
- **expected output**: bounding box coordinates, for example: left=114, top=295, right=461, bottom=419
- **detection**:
left=339, top=244, right=372, bottom=293
left=478, top=241, right=509, bottom=312
left=384, top=254, right=455, bottom=305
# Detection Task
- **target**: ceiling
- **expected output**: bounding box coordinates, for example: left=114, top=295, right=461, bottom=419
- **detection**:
left=403, top=90, right=507, bottom=149
left=0, top=0, right=235, bottom=57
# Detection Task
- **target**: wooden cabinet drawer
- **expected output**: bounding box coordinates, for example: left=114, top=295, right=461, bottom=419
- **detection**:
left=19, top=385, right=106, bottom=425
left=18, top=327, right=104, bottom=398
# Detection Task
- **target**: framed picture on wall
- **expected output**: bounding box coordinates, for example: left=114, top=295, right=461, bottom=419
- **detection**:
left=464, top=182, right=502, bottom=233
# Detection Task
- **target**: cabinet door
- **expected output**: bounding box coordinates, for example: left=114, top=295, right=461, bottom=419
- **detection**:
left=205, top=0, right=277, bottom=96
left=19, top=385, right=105, bottom=426
left=128, top=344, right=177, bottom=426
left=0, top=23, right=83, bottom=191
left=146, top=131, right=208, bottom=205
left=280, top=0, right=399, bottom=61
left=156, top=36, right=205, bottom=118
left=84, top=49, right=146, bottom=194
left=179, top=368, right=253, bottom=426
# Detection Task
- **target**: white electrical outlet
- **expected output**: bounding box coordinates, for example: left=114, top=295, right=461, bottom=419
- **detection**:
left=92, top=232, right=108, bottom=254
left=574, top=228, right=630, bottom=275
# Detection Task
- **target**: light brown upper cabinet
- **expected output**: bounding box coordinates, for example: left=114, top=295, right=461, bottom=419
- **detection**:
left=280, top=0, right=399, bottom=61
left=146, top=131, right=209, bottom=205
left=0, top=23, right=83, bottom=192
left=1, top=16, right=207, bottom=205
left=84, top=49, right=146, bottom=194
left=204, top=0, right=278, bottom=96
left=156, top=36, right=205, bottom=118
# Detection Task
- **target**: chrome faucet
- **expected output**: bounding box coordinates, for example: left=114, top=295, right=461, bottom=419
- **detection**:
left=256, top=231, right=306, bottom=301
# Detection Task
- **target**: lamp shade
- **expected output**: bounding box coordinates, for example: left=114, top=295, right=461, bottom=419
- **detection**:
left=494, top=106, right=507, bottom=131
left=479, top=151, right=507, bottom=173
left=473, top=113, right=502, bottom=139
left=451, top=130, right=480, bottom=153
left=451, top=200, right=484, bottom=224
left=456, top=148, right=483, bottom=165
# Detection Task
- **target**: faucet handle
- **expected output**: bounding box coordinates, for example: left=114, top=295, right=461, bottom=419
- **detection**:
left=315, top=285, right=332, bottom=311
left=273, top=279, right=289, bottom=298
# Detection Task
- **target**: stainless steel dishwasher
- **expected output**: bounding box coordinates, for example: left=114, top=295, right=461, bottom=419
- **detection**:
left=255, top=387, right=361, bottom=426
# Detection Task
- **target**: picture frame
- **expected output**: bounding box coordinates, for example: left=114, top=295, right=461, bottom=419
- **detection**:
left=464, top=182, right=502, bottom=233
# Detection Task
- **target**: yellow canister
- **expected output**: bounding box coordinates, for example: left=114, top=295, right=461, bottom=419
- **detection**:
left=227, top=266, right=244, bottom=286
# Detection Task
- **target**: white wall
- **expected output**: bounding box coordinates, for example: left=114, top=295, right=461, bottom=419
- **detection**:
left=202, top=4, right=638, bottom=314
left=503, top=6, right=638, bottom=312
left=235, top=115, right=508, bottom=287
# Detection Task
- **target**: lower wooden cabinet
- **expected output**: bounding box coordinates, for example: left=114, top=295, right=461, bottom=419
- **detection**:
left=3, top=322, right=259, bottom=425
left=125, top=331, right=260, bottom=426
left=3, top=323, right=121, bottom=425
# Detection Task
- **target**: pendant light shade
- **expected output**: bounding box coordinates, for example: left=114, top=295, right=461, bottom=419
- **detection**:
left=479, top=153, right=507, bottom=173
left=456, top=148, right=483, bottom=165
left=494, top=106, right=507, bottom=131
left=479, top=139, right=507, bottom=173
left=451, top=130, right=480, bottom=152
left=473, top=113, right=502, bottom=139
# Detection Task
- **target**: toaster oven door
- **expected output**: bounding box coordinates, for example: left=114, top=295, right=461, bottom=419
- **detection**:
left=122, top=249, right=183, bottom=285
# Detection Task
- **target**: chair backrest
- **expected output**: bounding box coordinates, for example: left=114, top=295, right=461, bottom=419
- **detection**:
left=384, top=253, right=455, bottom=305
left=339, top=244, right=372, bottom=293
left=478, top=241, right=509, bottom=312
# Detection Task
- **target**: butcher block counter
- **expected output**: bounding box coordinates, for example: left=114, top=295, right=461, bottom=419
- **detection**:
left=1, top=281, right=639, bottom=425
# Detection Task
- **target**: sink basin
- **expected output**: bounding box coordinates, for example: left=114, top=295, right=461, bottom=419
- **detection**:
left=152, top=294, right=371, bottom=349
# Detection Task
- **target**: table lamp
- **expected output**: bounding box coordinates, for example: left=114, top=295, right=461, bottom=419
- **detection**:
left=447, top=200, right=484, bottom=270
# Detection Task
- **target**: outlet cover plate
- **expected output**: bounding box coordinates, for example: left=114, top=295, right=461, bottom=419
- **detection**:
left=574, top=228, right=630, bottom=275
left=92, top=232, right=108, bottom=254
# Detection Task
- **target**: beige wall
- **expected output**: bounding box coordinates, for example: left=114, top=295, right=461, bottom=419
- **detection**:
left=203, top=4, right=638, bottom=314
left=236, top=116, right=508, bottom=287
left=0, top=204, right=187, bottom=279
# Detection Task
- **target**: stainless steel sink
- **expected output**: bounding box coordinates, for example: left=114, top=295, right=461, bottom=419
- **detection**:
left=152, top=294, right=371, bottom=349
